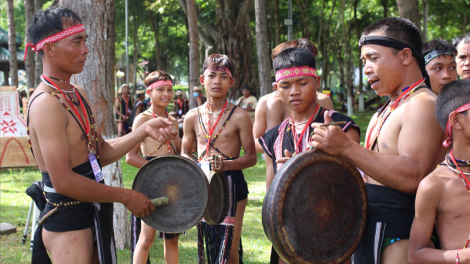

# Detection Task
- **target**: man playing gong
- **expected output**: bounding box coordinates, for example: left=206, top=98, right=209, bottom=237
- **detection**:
left=182, top=54, right=257, bottom=263
left=311, top=17, right=447, bottom=263
left=25, top=8, right=175, bottom=264
left=259, top=47, right=361, bottom=264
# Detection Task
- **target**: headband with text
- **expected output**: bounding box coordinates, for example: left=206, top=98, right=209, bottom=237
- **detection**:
left=424, top=50, right=455, bottom=65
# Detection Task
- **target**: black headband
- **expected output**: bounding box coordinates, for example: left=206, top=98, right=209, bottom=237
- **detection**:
left=359, top=35, right=431, bottom=88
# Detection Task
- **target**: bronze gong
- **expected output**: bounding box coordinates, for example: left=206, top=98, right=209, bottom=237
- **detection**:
left=132, top=155, right=209, bottom=233
left=262, top=150, right=368, bottom=264
left=203, top=171, right=229, bottom=225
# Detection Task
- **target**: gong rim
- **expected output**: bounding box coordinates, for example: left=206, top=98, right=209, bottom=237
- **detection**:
left=133, top=155, right=209, bottom=233
left=263, top=150, right=368, bottom=264
left=203, top=171, right=230, bottom=225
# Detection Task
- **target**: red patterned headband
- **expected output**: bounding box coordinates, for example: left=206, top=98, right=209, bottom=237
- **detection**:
left=203, top=68, right=232, bottom=78
left=23, top=24, right=85, bottom=61
left=443, top=103, right=470, bottom=148
left=146, top=80, right=173, bottom=93
left=275, top=67, right=318, bottom=82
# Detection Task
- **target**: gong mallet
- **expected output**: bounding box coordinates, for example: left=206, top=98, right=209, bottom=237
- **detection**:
left=150, top=197, right=169, bottom=206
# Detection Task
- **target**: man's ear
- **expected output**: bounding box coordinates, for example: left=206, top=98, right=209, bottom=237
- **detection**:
left=314, top=76, right=321, bottom=90
left=450, top=111, right=464, bottom=131
left=229, top=78, right=235, bottom=88
left=401, top=48, right=413, bottom=66
left=42, top=43, right=55, bottom=58
left=199, top=75, right=205, bottom=85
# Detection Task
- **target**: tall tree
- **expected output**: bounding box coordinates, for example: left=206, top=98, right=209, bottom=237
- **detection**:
left=34, top=0, right=43, bottom=88
left=255, top=0, right=272, bottom=97
left=187, top=0, right=199, bottom=108
left=148, top=10, right=162, bottom=70
left=274, top=0, right=281, bottom=46
left=397, top=0, right=421, bottom=33
left=295, top=0, right=311, bottom=40
left=24, top=0, right=35, bottom=89
left=58, top=0, right=130, bottom=249
left=7, top=0, right=19, bottom=87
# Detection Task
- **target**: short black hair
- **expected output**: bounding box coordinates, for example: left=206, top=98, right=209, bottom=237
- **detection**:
left=436, top=79, right=470, bottom=131
left=361, top=17, right=422, bottom=53
left=28, top=8, right=82, bottom=56
left=423, top=39, right=457, bottom=57
left=273, top=48, right=316, bottom=72
left=452, top=33, right=470, bottom=47
left=202, top=54, right=234, bottom=76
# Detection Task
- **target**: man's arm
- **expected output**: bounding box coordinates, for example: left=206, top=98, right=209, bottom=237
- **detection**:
left=265, top=155, right=275, bottom=190
left=211, top=108, right=257, bottom=171
left=253, top=96, right=268, bottom=153
left=181, top=109, right=197, bottom=161
left=408, top=174, right=470, bottom=263
left=125, top=114, right=148, bottom=169
left=31, top=95, right=154, bottom=217
left=317, top=93, right=334, bottom=110
left=311, top=94, right=444, bottom=194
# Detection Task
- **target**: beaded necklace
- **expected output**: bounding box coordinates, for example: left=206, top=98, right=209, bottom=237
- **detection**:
left=45, top=75, right=70, bottom=84
left=207, top=100, right=226, bottom=106
left=147, top=111, right=176, bottom=156
left=446, top=150, right=470, bottom=254
left=197, top=100, right=230, bottom=162
left=41, top=75, right=79, bottom=105
left=288, top=104, right=321, bottom=155
left=366, top=79, right=425, bottom=150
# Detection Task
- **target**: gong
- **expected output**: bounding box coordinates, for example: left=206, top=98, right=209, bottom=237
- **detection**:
left=203, top=171, right=229, bottom=225
left=262, top=150, right=368, bottom=264
left=132, top=155, right=209, bottom=233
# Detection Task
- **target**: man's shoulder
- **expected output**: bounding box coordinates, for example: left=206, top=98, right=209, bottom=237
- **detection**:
left=184, top=108, right=198, bottom=120
left=406, top=89, right=436, bottom=110
left=418, top=166, right=447, bottom=196
left=231, top=104, right=251, bottom=119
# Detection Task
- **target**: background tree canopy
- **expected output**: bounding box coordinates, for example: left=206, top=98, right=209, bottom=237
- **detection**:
left=1, top=0, right=469, bottom=98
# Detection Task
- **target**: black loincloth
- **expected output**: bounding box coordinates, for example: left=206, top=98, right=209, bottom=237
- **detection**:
left=31, top=161, right=116, bottom=264
left=353, top=184, right=416, bottom=264
left=197, top=170, right=245, bottom=264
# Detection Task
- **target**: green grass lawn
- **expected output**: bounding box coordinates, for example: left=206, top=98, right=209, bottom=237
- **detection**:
left=0, top=108, right=375, bottom=263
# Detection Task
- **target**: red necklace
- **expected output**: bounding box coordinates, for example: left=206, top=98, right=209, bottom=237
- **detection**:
left=201, top=100, right=229, bottom=162
left=365, top=79, right=424, bottom=150
left=149, top=111, right=172, bottom=155
left=289, top=104, right=320, bottom=155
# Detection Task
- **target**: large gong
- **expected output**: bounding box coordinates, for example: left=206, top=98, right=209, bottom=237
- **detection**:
left=262, top=150, right=368, bottom=264
left=132, top=155, right=209, bottom=233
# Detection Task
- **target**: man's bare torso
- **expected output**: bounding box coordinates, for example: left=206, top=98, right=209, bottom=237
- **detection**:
left=187, top=103, right=244, bottom=160
left=29, top=83, right=98, bottom=171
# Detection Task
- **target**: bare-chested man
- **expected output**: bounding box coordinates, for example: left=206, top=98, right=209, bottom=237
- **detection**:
left=126, top=71, right=181, bottom=264
left=25, top=8, right=175, bottom=264
left=422, top=39, right=458, bottom=94
left=453, top=33, right=470, bottom=80
left=408, top=80, right=470, bottom=263
left=115, top=84, right=133, bottom=136
left=310, top=17, right=447, bottom=264
left=182, top=54, right=257, bottom=263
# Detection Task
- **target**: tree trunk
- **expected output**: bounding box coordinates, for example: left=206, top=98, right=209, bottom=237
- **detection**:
left=131, top=15, right=141, bottom=96
left=24, top=0, right=35, bottom=89
left=58, top=0, right=130, bottom=250
left=7, top=0, right=18, bottom=87
left=34, top=0, right=43, bottom=88
left=148, top=10, right=162, bottom=70
left=294, top=0, right=310, bottom=40
left=255, top=0, right=271, bottom=97
left=381, top=0, right=388, bottom=18
left=187, top=0, right=199, bottom=108
left=274, top=0, right=280, bottom=45
left=397, top=0, right=421, bottom=31
left=422, top=0, right=428, bottom=41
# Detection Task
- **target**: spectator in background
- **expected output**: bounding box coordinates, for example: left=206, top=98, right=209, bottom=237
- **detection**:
left=133, top=89, right=147, bottom=117
left=193, top=86, right=206, bottom=106
left=115, top=84, right=133, bottom=136
left=236, top=86, right=258, bottom=123
left=453, top=33, right=470, bottom=79
left=422, top=39, right=458, bottom=94
left=173, top=90, right=189, bottom=119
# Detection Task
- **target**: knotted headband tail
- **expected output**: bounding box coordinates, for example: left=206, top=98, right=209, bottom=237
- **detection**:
left=443, top=103, right=470, bottom=148
left=275, top=67, right=318, bottom=82
left=23, top=24, right=85, bottom=61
